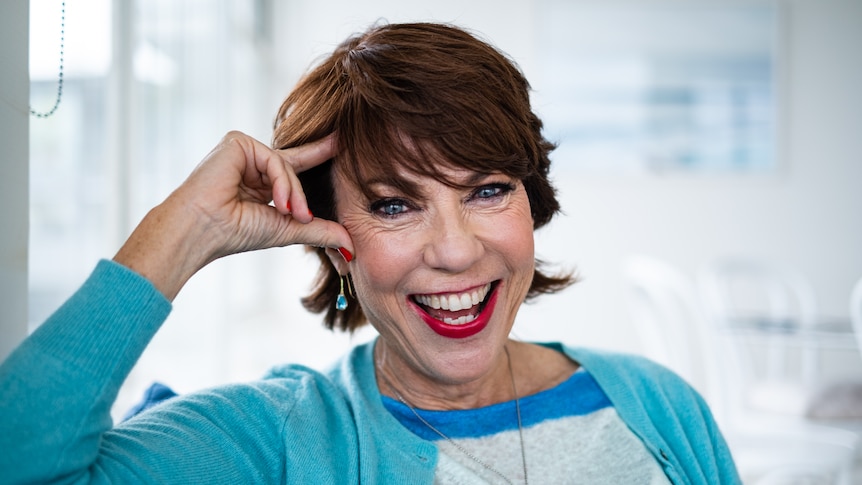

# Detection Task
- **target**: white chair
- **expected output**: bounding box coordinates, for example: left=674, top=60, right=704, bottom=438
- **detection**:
left=621, top=255, right=859, bottom=484
left=621, top=255, right=722, bottom=407
left=698, top=258, right=860, bottom=421
left=698, top=257, right=819, bottom=389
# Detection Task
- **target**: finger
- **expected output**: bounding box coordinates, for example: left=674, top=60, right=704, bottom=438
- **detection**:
left=279, top=134, right=337, bottom=173
left=265, top=161, right=315, bottom=222
left=219, top=132, right=290, bottom=196
left=284, top=218, right=354, bottom=259
left=282, top=165, right=313, bottom=224
left=243, top=138, right=305, bottom=217
left=271, top=135, right=337, bottom=222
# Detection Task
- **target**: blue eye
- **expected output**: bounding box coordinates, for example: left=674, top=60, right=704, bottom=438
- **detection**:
left=472, top=183, right=514, bottom=200
left=370, top=198, right=411, bottom=217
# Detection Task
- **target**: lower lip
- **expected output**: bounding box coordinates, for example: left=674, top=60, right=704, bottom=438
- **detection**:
left=411, top=285, right=499, bottom=339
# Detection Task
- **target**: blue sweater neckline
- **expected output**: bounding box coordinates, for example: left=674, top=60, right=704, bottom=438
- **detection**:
left=380, top=367, right=612, bottom=441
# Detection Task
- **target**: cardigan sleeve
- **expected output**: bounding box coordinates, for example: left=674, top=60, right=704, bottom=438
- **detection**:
left=0, top=261, right=363, bottom=484
left=0, top=260, right=172, bottom=484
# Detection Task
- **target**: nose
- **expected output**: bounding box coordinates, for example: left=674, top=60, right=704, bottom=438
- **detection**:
left=422, top=209, right=485, bottom=273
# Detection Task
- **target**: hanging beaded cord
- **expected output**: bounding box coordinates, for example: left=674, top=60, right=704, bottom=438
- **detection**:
left=31, top=1, right=66, bottom=118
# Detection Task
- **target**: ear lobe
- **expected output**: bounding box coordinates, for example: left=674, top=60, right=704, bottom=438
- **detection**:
left=325, top=247, right=351, bottom=275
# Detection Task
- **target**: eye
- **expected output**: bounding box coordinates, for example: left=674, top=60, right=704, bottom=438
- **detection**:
left=369, top=198, right=413, bottom=217
left=471, top=182, right=515, bottom=201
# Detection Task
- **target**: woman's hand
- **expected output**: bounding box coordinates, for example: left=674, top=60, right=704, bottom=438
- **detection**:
left=113, top=131, right=352, bottom=300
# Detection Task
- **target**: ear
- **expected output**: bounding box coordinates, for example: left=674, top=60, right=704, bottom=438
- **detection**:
left=325, top=247, right=352, bottom=275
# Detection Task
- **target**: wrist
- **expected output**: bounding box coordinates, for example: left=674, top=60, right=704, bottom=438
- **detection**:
left=113, top=197, right=215, bottom=301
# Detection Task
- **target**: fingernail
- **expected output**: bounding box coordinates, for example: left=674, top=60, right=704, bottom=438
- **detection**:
left=337, top=247, right=353, bottom=263
left=286, top=201, right=292, bottom=212
left=308, top=209, right=313, bottom=217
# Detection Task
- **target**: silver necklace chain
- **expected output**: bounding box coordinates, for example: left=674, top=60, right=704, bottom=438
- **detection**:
left=379, top=346, right=528, bottom=485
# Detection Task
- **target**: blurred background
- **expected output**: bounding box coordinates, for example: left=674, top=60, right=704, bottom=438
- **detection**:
left=4, top=0, right=862, bottom=482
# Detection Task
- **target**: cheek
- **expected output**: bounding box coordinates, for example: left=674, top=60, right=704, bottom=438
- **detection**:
left=503, top=220, right=536, bottom=279
left=504, top=206, right=535, bottom=251
left=488, top=204, right=536, bottom=295
left=491, top=201, right=535, bottom=265
left=342, top=219, right=417, bottom=304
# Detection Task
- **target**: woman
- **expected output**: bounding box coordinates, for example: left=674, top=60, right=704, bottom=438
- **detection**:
left=0, top=23, right=739, bottom=484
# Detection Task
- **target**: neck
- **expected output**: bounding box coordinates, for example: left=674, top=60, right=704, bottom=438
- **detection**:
left=374, top=340, right=520, bottom=410
left=378, top=342, right=530, bottom=485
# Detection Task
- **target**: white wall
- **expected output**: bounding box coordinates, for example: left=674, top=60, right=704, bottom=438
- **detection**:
left=0, top=0, right=29, bottom=361
left=524, top=0, right=862, bottom=355
left=272, top=0, right=536, bottom=96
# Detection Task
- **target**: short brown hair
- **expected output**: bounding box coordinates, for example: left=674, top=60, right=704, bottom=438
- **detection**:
left=272, top=22, right=574, bottom=332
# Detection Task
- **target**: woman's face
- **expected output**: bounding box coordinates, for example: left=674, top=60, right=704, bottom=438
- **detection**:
left=333, top=163, right=535, bottom=387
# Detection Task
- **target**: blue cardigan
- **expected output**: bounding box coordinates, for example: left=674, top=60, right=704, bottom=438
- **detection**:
left=0, top=260, right=740, bottom=484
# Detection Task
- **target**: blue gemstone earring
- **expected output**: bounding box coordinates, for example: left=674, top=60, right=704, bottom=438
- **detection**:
left=336, top=275, right=349, bottom=311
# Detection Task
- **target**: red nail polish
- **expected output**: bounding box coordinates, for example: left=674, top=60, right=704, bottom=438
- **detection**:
left=286, top=201, right=292, bottom=212
left=308, top=209, right=313, bottom=217
left=337, top=247, right=353, bottom=263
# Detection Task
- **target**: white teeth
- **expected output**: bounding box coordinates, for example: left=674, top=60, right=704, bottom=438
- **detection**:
left=414, top=283, right=492, bottom=313
left=449, top=294, right=463, bottom=311
left=443, top=314, right=478, bottom=325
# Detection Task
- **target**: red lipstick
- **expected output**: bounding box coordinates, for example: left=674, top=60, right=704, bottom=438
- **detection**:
left=411, top=284, right=499, bottom=339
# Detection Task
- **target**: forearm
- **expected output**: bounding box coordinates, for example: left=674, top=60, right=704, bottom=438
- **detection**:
left=0, top=261, right=172, bottom=484
left=113, top=194, right=219, bottom=302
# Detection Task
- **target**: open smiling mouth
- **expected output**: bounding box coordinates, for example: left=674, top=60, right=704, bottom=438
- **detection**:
left=409, top=281, right=500, bottom=339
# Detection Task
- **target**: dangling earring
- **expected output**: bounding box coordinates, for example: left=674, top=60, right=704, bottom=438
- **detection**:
left=336, top=274, right=351, bottom=311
